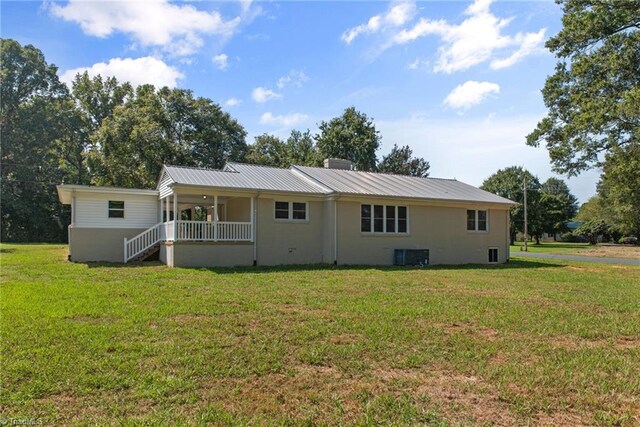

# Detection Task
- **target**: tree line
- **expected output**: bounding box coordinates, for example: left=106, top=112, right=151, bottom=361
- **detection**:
left=1, top=38, right=429, bottom=242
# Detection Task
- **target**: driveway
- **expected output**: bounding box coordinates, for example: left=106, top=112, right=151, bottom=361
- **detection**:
left=512, top=251, right=640, bottom=266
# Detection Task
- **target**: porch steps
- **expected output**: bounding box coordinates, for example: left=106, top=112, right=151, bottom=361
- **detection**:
left=129, top=243, right=161, bottom=262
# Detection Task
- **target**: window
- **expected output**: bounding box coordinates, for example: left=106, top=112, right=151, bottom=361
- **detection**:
left=292, top=202, right=306, bottom=220
left=108, top=201, right=124, bottom=218
left=274, top=201, right=307, bottom=221
left=488, top=248, right=499, bottom=263
left=467, top=209, right=488, bottom=232
left=275, top=201, right=289, bottom=219
left=361, top=204, right=408, bottom=234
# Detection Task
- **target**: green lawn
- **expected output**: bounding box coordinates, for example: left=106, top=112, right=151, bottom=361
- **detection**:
left=1, top=244, right=639, bottom=426
left=510, top=241, right=592, bottom=254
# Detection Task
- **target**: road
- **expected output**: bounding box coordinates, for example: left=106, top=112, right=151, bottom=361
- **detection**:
left=512, top=251, right=640, bottom=266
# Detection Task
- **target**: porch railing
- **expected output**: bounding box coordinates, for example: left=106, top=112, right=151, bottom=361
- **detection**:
left=124, top=222, right=163, bottom=262
left=173, top=220, right=252, bottom=242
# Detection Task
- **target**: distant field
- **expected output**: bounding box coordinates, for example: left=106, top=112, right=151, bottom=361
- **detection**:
left=1, top=244, right=639, bottom=426
left=511, top=241, right=640, bottom=260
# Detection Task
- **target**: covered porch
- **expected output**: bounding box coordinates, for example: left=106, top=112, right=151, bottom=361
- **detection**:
left=160, top=191, right=255, bottom=242
left=124, top=188, right=256, bottom=263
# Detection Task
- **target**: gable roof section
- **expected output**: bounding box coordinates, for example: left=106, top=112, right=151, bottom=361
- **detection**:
left=292, top=165, right=515, bottom=205
left=160, top=164, right=326, bottom=194
left=157, top=163, right=515, bottom=205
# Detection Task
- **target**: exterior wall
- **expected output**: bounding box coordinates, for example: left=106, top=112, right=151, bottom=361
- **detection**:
left=168, top=241, right=253, bottom=267
left=75, top=193, right=158, bottom=228
left=226, top=198, right=251, bottom=222
left=335, top=201, right=510, bottom=265
left=255, top=198, right=324, bottom=265
left=69, top=227, right=147, bottom=262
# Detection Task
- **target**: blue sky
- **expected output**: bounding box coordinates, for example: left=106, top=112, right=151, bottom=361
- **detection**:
left=1, top=0, right=600, bottom=202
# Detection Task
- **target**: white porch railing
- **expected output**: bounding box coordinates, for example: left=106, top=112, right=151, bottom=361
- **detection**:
left=124, top=220, right=252, bottom=263
left=124, top=222, right=163, bottom=262
left=174, top=220, right=252, bottom=242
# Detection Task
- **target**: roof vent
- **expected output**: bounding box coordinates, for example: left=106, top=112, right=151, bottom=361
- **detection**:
left=323, top=158, right=353, bottom=170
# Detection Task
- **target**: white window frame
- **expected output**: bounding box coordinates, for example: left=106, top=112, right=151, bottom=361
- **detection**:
left=466, top=209, right=488, bottom=232
left=273, top=201, right=309, bottom=222
left=361, top=204, right=409, bottom=235
left=488, top=247, right=499, bottom=264
left=108, top=200, right=125, bottom=219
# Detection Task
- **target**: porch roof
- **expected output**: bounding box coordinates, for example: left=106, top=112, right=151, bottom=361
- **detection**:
left=161, top=164, right=327, bottom=195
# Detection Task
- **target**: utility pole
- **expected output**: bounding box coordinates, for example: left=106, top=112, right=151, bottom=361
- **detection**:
left=523, top=175, right=528, bottom=252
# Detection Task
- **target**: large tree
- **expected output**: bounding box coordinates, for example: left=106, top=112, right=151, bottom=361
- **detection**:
left=526, top=0, right=640, bottom=175
left=315, top=107, right=380, bottom=171
left=539, top=177, right=579, bottom=238
left=90, top=85, right=247, bottom=188
left=481, top=167, right=542, bottom=245
left=0, top=39, right=70, bottom=242
left=377, top=144, right=430, bottom=177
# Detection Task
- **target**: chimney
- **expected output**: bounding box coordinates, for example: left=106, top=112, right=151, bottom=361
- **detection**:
left=323, top=158, right=353, bottom=170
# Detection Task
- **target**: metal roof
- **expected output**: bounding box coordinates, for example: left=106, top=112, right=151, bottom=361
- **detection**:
left=292, top=165, right=516, bottom=205
left=162, top=164, right=327, bottom=194
left=161, top=163, right=515, bottom=205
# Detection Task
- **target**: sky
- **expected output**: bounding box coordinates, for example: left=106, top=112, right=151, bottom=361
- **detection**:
left=1, top=0, right=601, bottom=203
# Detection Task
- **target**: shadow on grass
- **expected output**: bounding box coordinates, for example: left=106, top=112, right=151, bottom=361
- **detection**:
left=82, top=259, right=564, bottom=272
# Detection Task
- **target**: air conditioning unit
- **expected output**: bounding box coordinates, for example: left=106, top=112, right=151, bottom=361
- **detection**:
left=394, top=249, right=429, bottom=266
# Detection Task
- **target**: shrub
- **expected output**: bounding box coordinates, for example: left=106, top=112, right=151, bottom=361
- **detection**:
left=618, top=236, right=638, bottom=245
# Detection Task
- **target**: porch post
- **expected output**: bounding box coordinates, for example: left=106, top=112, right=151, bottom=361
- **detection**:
left=158, top=198, right=162, bottom=223
left=173, top=193, right=178, bottom=240
left=165, top=196, right=169, bottom=223
left=213, top=195, right=218, bottom=241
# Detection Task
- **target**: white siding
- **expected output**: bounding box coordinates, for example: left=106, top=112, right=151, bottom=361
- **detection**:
left=75, top=193, right=158, bottom=228
left=158, top=170, right=174, bottom=198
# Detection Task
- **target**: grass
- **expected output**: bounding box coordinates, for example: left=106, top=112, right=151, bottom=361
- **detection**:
left=511, top=241, right=640, bottom=260
left=1, top=244, right=639, bottom=426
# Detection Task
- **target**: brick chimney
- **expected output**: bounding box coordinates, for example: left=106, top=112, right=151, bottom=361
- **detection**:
left=323, top=158, right=353, bottom=170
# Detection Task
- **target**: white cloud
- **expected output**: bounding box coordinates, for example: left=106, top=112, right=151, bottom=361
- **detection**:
left=260, top=112, right=308, bottom=127
left=49, top=0, right=241, bottom=56
left=60, top=57, right=184, bottom=88
left=342, top=1, right=416, bottom=44
left=407, top=58, right=429, bottom=70
left=390, top=0, right=546, bottom=73
left=443, top=81, right=500, bottom=110
left=225, top=97, right=241, bottom=107
left=251, top=87, right=282, bottom=103
left=276, top=70, right=309, bottom=89
left=212, top=53, right=229, bottom=70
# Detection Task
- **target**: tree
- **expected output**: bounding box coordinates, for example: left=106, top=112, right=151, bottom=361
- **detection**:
left=598, top=144, right=640, bottom=238
left=90, top=85, right=247, bottom=188
left=315, top=107, right=380, bottom=171
left=247, top=130, right=320, bottom=168
left=0, top=39, right=70, bottom=242
left=246, top=134, right=288, bottom=167
left=285, top=130, right=321, bottom=167
left=481, top=167, right=542, bottom=245
left=526, top=0, right=640, bottom=176
left=539, top=177, right=579, bottom=238
left=378, top=144, right=430, bottom=177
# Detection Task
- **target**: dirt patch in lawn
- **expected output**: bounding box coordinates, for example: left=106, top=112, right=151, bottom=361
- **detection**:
left=577, top=245, right=640, bottom=260
left=549, top=335, right=640, bottom=350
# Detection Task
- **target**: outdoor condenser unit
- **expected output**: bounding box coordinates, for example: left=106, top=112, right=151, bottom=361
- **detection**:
left=393, top=249, right=429, bottom=266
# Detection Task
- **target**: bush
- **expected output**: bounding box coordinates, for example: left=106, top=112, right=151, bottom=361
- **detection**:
left=561, top=232, right=587, bottom=243
left=618, top=236, right=638, bottom=245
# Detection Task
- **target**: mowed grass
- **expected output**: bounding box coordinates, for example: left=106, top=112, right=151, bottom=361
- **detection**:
left=1, top=245, right=639, bottom=426
left=511, top=241, right=640, bottom=260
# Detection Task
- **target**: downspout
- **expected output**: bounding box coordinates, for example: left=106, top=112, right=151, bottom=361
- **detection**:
left=333, top=198, right=338, bottom=265
left=69, top=191, right=76, bottom=261
left=253, top=193, right=259, bottom=266
left=506, top=209, right=510, bottom=262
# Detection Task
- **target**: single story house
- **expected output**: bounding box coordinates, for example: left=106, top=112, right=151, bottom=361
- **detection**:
left=56, top=159, right=516, bottom=267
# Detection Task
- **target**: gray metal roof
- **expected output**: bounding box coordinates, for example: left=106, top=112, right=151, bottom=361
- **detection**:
left=162, top=164, right=326, bottom=194
left=293, top=165, right=516, bottom=205
left=161, top=163, right=515, bottom=205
